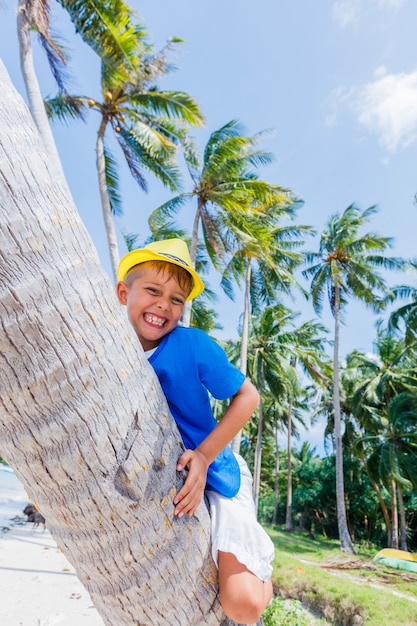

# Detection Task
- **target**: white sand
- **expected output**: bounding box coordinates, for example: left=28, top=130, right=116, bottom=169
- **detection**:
left=0, top=465, right=104, bottom=626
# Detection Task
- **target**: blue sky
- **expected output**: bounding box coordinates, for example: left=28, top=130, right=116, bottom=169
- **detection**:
left=1, top=0, right=417, bottom=451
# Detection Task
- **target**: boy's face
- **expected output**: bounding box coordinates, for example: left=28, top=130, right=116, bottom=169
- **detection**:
left=116, top=265, right=188, bottom=351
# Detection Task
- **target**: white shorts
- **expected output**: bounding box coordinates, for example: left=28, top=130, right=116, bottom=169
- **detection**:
left=205, top=453, right=275, bottom=582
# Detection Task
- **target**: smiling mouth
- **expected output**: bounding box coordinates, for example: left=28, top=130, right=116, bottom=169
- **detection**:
left=144, top=313, right=166, bottom=327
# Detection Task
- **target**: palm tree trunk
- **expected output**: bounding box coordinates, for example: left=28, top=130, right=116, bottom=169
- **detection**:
left=398, top=484, right=408, bottom=551
left=96, top=116, right=120, bottom=283
left=0, top=60, right=228, bottom=626
left=181, top=202, right=202, bottom=327
left=371, top=477, right=392, bottom=547
left=361, top=457, right=392, bottom=546
left=390, top=478, right=399, bottom=549
left=272, top=417, right=280, bottom=526
left=231, top=261, right=251, bottom=454
left=238, top=261, right=251, bottom=377
left=285, top=399, right=294, bottom=532
left=333, top=284, right=356, bottom=554
left=16, top=0, right=65, bottom=180
left=252, top=397, right=264, bottom=517
left=190, top=200, right=201, bottom=265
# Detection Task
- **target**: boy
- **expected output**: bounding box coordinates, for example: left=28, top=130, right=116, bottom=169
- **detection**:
left=116, top=239, right=274, bottom=624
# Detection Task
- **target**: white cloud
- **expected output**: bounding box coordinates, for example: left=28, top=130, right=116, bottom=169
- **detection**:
left=375, top=0, right=404, bottom=7
left=324, top=67, right=417, bottom=153
left=332, top=0, right=362, bottom=26
left=355, top=66, right=417, bottom=152
left=332, top=0, right=405, bottom=27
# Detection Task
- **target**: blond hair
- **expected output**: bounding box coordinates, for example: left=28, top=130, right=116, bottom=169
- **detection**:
left=124, top=260, right=194, bottom=297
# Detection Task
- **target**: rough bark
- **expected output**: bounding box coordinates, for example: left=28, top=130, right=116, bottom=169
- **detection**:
left=0, top=59, right=229, bottom=626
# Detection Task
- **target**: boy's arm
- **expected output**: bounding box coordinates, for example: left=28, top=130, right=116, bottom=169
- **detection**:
left=173, top=378, right=259, bottom=517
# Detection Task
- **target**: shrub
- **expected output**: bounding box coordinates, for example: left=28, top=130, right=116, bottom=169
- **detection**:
left=262, top=596, right=311, bottom=626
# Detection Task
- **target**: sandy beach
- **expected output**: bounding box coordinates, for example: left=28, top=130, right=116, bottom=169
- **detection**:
left=0, top=465, right=104, bottom=626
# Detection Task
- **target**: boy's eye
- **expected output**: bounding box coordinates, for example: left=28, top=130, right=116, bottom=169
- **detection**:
left=172, top=297, right=185, bottom=305
left=147, top=287, right=159, bottom=295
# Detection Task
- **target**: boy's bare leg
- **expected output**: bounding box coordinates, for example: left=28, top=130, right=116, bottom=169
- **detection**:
left=218, top=551, right=273, bottom=624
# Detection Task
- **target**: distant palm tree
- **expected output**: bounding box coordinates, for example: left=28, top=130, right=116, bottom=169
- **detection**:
left=344, top=324, right=417, bottom=548
left=46, top=1, right=203, bottom=280
left=364, top=392, right=417, bottom=550
left=282, top=321, right=330, bottom=532
left=291, top=441, right=321, bottom=532
left=348, top=325, right=417, bottom=415
left=246, top=306, right=294, bottom=514
left=266, top=395, right=286, bottom=526
left=389, top=278, right=417, bottom=345
left=223, top=204, right=312, bottom=452
left=247, top=305, right=324, bottom=515
left=149, top=119, right=293, bottom=325
left=303, top=203, right=406, bottom=553
left=16, top=0, right=68, bottom=175
left=246, top=311, right=329, bottom=529
left=337, top=351, right=393, bottom=546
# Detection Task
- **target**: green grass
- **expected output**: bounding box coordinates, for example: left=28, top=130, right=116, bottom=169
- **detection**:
left=265, top=527, right=417, bottom=625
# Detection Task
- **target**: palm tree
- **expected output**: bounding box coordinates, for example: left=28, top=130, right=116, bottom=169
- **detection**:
left=364, top=392, right=417, bottom=550
left=46, top=2, right=203, bottom=280
left=246, top=305, right=318, bottom=515
left=149, top=119, right=293, bottom=325
left=344, top=325, right=417, bottom=547
left=247, top=312, right=329, bottom=530
left=291, top=442, right=321, bottom=533
left=222, top=204, right=313, bottom=452
left=16, top=0, right=68, bottom=176
left=313, top=356, right=394, bottom=545
left=246, top=307, right=293, bottom=514
left=282, top=321, right=330, bottom=532
left=389, top=278, right=417, bottom=345
left=268, top=395, right=286, bottom=526
left=303, top=203, right=406, bottom=553
left=0, top=61, right=231, bottom=626
left=337, top=352, right=393, bottom=546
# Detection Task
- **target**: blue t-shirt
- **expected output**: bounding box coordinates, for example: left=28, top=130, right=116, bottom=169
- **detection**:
left=148, top=326, right=245, bottom=497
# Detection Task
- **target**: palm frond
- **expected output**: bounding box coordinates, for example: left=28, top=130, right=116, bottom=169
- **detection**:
left=44, top=92, right=88, bottom=123
left=27, top=0, right=69, bottom=91
left=149, top=195, right=191, bottom=232
left=38, top=34, right=69, bottom=92
left=104, top=146, right=122, bottom=216
left=114, top=128, right=148, bottom=191
left=58, top=0, right=143, bottom=72
left=122, top=232, right=141, bottom=251
left=130, top=91, right=204, bottom=126
left=117, top=126, right=182, bottom=191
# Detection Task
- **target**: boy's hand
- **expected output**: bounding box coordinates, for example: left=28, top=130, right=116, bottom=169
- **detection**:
left=173, top=449, right=208, bottom=517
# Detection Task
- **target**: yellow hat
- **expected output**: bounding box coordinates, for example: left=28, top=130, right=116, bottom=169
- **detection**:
left=117, top=238, right=205, bottom=301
